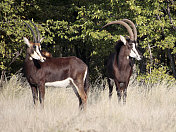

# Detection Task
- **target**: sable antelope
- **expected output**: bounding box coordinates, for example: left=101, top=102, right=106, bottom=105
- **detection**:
left=23, top=21, right=89, bottom=109
left=102, top=19, right=142, bottom=103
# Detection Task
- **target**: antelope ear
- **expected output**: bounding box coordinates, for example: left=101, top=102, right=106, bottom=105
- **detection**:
left=120, top=35, right=127, bottom=45
left=40, top=37, right=44, bottom=43
left=23, top=37, right=31, bottom=47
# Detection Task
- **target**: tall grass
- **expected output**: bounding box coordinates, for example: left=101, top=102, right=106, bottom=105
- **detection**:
left=0, top=74, right=176, bottom=132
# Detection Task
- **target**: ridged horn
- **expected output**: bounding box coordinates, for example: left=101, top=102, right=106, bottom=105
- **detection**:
left=30, top=20, right=40, bottom=43
left=102, top=20, right=134, bottom=41
left=122, top=19, right=137, bottom=41
left=23, top=21, right=37, bottom=43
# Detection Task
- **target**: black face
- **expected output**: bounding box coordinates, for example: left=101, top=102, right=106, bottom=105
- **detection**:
left=27, top=44, right=37, bottom=54
left=27, top=47, right=34, bottom=55
left=127, top=42, right=133, bottom=49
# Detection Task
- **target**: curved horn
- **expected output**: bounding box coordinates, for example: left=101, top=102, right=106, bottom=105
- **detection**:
left=30, top=20, right=40, bottom=43
left=122, top=19, right=137, bottom=41
left=102, top=20, right=134, bottom=41
left=23, top=21, right=37, bottom=43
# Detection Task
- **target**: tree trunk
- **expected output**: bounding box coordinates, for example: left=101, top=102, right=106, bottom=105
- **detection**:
left=148, top=43, right=153, bottom=74
left=167, top=49, right=176, bottom=79
left=0, top=70, right=7, bottom=87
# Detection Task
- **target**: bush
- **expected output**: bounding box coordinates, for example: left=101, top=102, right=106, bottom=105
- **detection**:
left=137, top=66, right=176, bottom=86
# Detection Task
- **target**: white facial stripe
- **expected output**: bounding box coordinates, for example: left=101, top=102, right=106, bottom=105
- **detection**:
left=130, top=43, right=141, bottom=60
left=32, top=45, right=45, bottom=62
left=132, top=43, right=139, bottom=55
left=36, top=46, right=42, bottom=56
left=31, top=51, right=41, bottom=60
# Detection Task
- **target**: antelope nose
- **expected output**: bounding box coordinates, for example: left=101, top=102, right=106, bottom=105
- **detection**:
left=40, top=59, right=45, bottom=62
left=138, top=55, right=143, bottom=60
left=40, top=56, right=46, bottom=62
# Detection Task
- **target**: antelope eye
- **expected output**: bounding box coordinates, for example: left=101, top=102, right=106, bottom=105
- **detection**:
left=33, top=45, right=36, bottom=48
left=127, top=44, right=132, bottom=47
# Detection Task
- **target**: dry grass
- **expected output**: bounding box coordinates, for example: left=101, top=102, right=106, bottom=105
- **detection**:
left=0, top=74, right=176, bottom=132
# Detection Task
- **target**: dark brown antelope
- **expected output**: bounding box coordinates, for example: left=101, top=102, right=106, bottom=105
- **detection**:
left=23, top=21, right=89, bottom=109
left=102, top=19, right=142, bottom=103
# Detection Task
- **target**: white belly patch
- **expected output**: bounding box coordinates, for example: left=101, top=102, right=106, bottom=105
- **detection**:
left=45, top=78, right=72, bottom=88
left=44, top=68, right=87, bottom=95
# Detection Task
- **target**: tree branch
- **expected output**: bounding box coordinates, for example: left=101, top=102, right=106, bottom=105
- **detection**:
left=167, top=1, right=176, bottom=30
left=8, top=48, right=23, bottom=67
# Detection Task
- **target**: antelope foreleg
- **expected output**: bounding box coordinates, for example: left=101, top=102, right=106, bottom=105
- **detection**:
left=30, top=84, right=38, bottom=105
left=107, top=78, right=113, bottom=99
left=122, top=83, right=128, bottom=104
left=38, top=84, right=45, bottom=108
left=123, top=89, right=127, bottom=104
left=114, top=79, right=121, bottom=103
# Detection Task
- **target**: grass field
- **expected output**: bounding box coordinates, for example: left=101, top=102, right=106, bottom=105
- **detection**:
left=0, top=74, right=176, bottom=132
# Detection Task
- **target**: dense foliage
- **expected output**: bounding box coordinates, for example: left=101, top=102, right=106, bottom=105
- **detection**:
left=0, top=0, right=176, bottom=83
